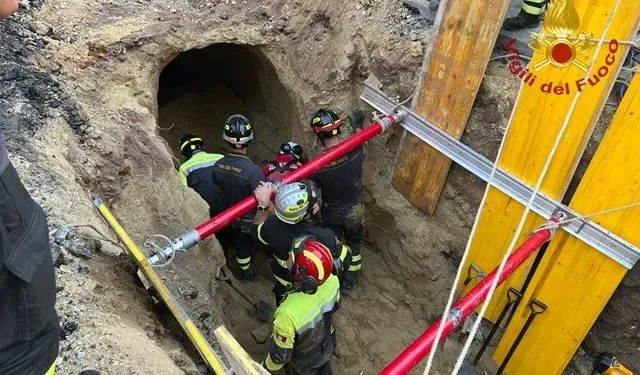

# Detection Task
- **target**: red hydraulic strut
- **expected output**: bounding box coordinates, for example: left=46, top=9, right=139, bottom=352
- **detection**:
left=149, top=110, right=408, bottom=265
left=380, top=217, right=560, bottom=375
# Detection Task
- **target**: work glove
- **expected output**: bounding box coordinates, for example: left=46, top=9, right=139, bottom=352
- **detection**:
left=348, top=108, right=365, bottom=130
left=332, top=258, right=344, bottom=276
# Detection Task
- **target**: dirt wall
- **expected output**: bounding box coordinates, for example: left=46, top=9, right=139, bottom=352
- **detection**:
left=1, top=0, right=638, bottom=373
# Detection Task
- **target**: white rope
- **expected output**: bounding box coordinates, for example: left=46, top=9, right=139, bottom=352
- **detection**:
left=421, top=47, right=532, bottom=375
left=451, top=1, right=623, bottom=372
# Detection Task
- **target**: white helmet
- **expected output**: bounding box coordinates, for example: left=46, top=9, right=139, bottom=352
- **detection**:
left=274, top=181, right=320, bottom=224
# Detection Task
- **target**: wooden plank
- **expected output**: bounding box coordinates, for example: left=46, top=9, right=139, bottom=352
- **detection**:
left=457, top=0, right=640, bottom=323
left=493, top=72, right=640, bottom=375
left=391, top=0, right=510, bottom=214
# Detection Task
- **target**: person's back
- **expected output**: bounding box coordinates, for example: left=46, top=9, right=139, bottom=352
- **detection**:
left=213, top=152, right=263, bottom=214
left=0, top=136, right=59, bottom=375
left=177, top=134, right=225, bottom=216
left=262, top=239, right=340, bottom=375
left=275, top=274, right=339, bottom=368
left=211, top=114, right=264, bottom=282
left=311, top=145, right=364, bottom=209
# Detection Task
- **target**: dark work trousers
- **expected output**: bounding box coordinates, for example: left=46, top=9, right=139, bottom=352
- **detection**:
left=210, top=208, right=234, bottom=257
left=291, top=333, right=334, bottom=375
left=230, top=218, right=256, bottom=271
left=322, top=202, right=364, bottom=275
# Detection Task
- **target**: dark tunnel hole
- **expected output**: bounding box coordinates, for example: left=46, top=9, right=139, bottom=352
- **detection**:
left=157, top=43, right=297, bottom=166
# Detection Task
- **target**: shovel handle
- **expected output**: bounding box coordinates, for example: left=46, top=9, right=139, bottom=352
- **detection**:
left=529, top=298, right=547, bottom=315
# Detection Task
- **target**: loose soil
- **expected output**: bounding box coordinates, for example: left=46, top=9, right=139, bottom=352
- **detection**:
left=0, top=0, right=638, bottom=374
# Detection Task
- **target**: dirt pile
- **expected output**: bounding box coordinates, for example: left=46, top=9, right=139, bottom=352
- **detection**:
left=1, top=0, right=638, bottom=374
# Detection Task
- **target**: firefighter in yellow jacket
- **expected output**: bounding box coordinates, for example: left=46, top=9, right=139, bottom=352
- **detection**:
left=262, top=236, right=341, bottom=375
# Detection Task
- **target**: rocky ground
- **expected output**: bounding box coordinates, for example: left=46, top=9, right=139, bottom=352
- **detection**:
left=1, top=0, right=638, bottom=374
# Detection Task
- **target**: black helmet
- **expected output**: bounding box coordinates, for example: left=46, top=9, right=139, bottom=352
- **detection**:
left=179, top=134, right=205, bottom=158
left=310, top=109, right=343, bottom=139
left=280, top=141, right=303, bottom=160
left=223, top=114, right=254, bottom=149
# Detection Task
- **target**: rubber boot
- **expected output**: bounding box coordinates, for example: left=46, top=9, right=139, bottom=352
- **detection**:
left=341, top=271, right=359, bottom=294
left=241, top=267, right=258, bottom=283
left=503, top=9, right=542, bottom=31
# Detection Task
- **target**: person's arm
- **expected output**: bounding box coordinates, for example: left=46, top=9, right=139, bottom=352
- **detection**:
left=0, top=0, right=18, bottom=18
left=178, top=164, right=188, bottom=186
left=348, top=108, right=365, bottom=133
left=262, top=314, right=295, bottom=373
left=253, top=182, right=274, bottom=225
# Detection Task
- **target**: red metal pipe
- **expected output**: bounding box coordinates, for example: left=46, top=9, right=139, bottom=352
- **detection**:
left=380, top=219, right=558, bottom=375
left=194, top=111, right=406, bottom=241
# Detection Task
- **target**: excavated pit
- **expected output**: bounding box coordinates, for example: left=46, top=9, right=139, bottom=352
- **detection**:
left=6, top=2, right=637, bottom=371
left=157, top=43, right=297, bottom=163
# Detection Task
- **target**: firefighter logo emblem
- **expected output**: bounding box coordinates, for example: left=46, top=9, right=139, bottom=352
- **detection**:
left=529, top=0, right=596, bottom=72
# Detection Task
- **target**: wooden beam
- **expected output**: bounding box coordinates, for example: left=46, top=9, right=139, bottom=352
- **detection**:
left=457, top=0, right=640, bottom=323
left=493, top=72, right=640, bottom=375
left=391, top=0, right=510, bottom=214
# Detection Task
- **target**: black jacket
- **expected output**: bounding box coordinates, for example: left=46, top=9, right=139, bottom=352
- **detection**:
left=0, top=137, right=59, bottom=374
left=211, top=152, right=264, bottom=222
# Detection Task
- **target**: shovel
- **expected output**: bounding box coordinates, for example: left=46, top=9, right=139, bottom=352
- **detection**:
left=218, top=267, right=275, bottom=322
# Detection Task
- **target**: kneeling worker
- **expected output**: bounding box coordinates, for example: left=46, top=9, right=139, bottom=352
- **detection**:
left=253, top=181, right=351, bottom=305
left=212, top=114, right=265, bottom=282
left=262, top=236, right=340, bottom=375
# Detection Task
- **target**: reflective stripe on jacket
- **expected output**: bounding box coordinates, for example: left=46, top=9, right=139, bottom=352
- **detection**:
left=264, top=274, right=340, bottom=372
left=178, top=151, right=223, bottom=186
left=178, top=151, right=225, bottom=215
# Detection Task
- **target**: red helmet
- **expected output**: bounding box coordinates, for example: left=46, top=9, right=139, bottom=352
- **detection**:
left=310, top=109, right=343, bottom=139
left=290, top=236, right=334, bottom=293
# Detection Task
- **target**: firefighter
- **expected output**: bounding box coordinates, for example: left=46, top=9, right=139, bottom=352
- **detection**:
left=263, top=141, right=304, bottom=183
left=503, top=0, right=547, bottom=31
left=212, top=114, right=265, bottom=282
left=252, top=181, right=351, bottom=306
left=177, top=134, right=232, bottom=250
left=178, top=134, right=226, bottom=216
left=309, top=108, right=366, bottom=293
left=0, top=135, right=59, bottom=374
left=261, top=236, right=340, bottom=375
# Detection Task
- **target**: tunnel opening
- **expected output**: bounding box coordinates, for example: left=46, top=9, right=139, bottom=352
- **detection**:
left=157, top=43, right=297, bottom=165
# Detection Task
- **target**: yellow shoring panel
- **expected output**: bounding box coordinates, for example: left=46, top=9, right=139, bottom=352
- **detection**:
left=457, top=0, right=640, bottom=322
left=493, top=73, right=640, bottom=374
left=94, top=199, right=229, bottom=375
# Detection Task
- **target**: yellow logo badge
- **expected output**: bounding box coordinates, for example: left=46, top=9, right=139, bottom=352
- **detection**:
left=529, top=0, right=596, bottom=72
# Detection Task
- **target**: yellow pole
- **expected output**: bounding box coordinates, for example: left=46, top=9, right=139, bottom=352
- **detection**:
left=93, top=198, right=229, bottom=375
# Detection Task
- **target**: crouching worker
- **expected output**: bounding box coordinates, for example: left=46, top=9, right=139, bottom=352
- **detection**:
left=262, top=236, right=341, bottom=375
left=252, top=181, right=351, bottom=306
left=263, top=141, right=304, bottom=183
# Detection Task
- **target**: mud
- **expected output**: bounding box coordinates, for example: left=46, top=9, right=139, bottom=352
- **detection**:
left=0, top=0, right=638, bottom=374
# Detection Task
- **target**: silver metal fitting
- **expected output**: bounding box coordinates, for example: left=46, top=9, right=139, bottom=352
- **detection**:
left=148, top=229, right=201, bottom=265
left=394, top=109, right=409, bottom=123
